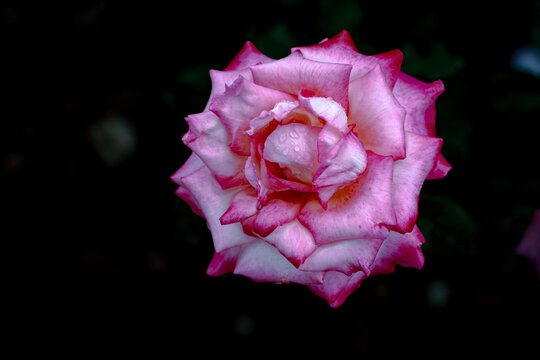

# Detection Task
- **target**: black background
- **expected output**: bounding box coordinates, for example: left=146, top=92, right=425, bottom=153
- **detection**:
left=3, top=0, right=540, bottom=357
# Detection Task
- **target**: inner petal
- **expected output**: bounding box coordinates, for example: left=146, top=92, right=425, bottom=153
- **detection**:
left=263, top=123, right=321, bottom=183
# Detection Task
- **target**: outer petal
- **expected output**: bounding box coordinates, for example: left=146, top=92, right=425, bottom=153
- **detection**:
left=250, top=51, right=352, bottom=111
left=349, top=65, right=406, bottom=160
left=219, top=186, right=258, bottom=225
left=204, top=68, right=253, bottom=111
left=209, top=77, right=295, bottom=156
left=298, top=90, right=348, bottom=133
left=182, top=111, right=247, bottom=188
left=308, top=270, right=367, bottom=308
left=370, top=226, right=426, bottom=276
left=299, top=237, right=384, bottom=275
left=263, top=219, right=317, bottom=267
left=225, top=41, right=273, bottom=71
left=171, top=153, right=205, bottom=217
left=298, top=152, right=396, bottom=244
left=252, top=193, right=305, bottom=237
left=207, top=246, right=242, bottom=276
left=392, top=132, right=442, bottom=233
left=233, top=240, right=324, bottom=285
left=292, top=30, right=403, bottom=88
left=180, top=165, right=255, bottom=252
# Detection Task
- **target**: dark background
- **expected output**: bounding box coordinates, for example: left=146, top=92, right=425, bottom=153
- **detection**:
left=3, top=0, right=540, bottom=356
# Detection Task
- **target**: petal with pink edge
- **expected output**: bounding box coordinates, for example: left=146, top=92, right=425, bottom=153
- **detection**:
left=180, top=165, right=255, bottom=252
left=370, top=226, right=426, bottom=276
left=207, top=246, right=242, bottom=276
left=308, top=270, right=367, bottom=308
left=171, top=153, right=205, bottom=217
left=233, top=240, right=324, bottom=285
left=300, top=237, right=384, bottom=275
left=392, top=132, right=442, bottom=233
left=209, top=77, right=295, bottom=156
left=225, top=41, right=273, bottom=71
left=349, top=65, right=406, bottom=160
left=250, top=51, right=352, bottom=110
left=204, top=68, right=253, bottom=111
left=298, top=90, right=348, bottom=133
left=219, top=186, right=258, bottom=225
left=183, top=111, right=247, bottom=188
left=252, top=192, right=305, bottom=237
left=292, top=30, right=403, bottom=88
left=263, top=219, right=317, bottom=267
left=298, top=152, right=396, bottom=244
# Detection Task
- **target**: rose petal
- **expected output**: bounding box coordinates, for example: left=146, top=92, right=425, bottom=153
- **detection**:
left=204, top=68, right=253, bottom=111
left=300, top=237, right=384, bottom=275
left=183, top=111, right=247, bottom=188
left=219, top=186, right=258, bottom=225
left=392, top=132, right=442, bottom=233
left=298, top=90, right=348, bottom=133
left=225, top=41, right=273, bottom=71
left=292, top=30, right=403, bottom=88
left=252, top=192, right=305, bottom=237
left=298, top=152, right=396, bottom=244
left=250, top=51, right=352, bottom=110
left=349, top=65, right=406, bottom=160
left=370, top=226, right=426, bottom=276
left=233, top=240, right=324, bottom=285
left=316, top=124, right=343, bottom=163
left=171, top=153, right=205, bottom=217
left=263, top=219, right=317, bottom=267
left=263, top=123, right=321, bottom=183
left=180, top=165, right=255, bottom=252
left=308, top=270, right=367, bottom=308
left=516, top=210, right=540, bottom=278
left=207, top=246, right=242, bottom=276
left=209, top=76, right=295, bottom=156
left=426, top=153, right=452, bottom=180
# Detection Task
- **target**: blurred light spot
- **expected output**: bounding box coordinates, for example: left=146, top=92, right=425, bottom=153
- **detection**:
left=87, top=115, right=137, bottom=168
left=3, top=152, right=26, bottom=173
left=234, top=315, right=255, bottom=336
left=146, top=250, right=169, bottom=272
left=426, top=278, right=450, bottom=309
left=511, top=45, right=540, bottom=78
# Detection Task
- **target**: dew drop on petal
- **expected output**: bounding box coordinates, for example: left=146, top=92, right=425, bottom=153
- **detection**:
left=294, top=146, right=300, bottom=152
left=279, top=133, right=287, bottom=143
left=290, top=128, right=299, bottom=139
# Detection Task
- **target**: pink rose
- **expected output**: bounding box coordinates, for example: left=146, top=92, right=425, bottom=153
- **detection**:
left=172, top=30, right=451, bottom=307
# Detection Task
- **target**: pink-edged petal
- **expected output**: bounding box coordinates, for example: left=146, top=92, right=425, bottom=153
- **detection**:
left=180, top=165, right=255, bottom=252
left=252, top=192, right=305, bottom=237
left=312, top=129, right=367, bottom=208
left=300, top=238, right=384, bottom=276
left=233, top=240, right=324, bottom=285
left=246, top=100, right=300, bottom=136
left=170, top=153, right=204, bottom=185
left=225, top=41, right=273, bottom=71
left=298, top=152, right=396, bottom=244
left=317, top=124, right=343, bottom=163
left=298, top=90, right=348, bottom=133
left=171, top=153, right=205, bottom=217
left=263, top=219, right=317, bottom=267
left=182, top=111, right=247, bottom=188
left=516, top=210, right=540, bottom=278
left=308, top=270, right=367, bottom=308
left=219, top=186, right=258, bottom=225
left=207, top=246, right=242, bottom=276
left=393, top=72, right=445, bottom=137
left=370, top=225, right=426, bottom=276
left=313, top=129, right=367, bottom=188
left=292, top=30, right=403, bottom=88
left=263, top=123, right=321, bottom=183
left=204, top=68, right=253, bottom=111
left=426, top=153, right=452, bottom=180
left=250, top=51, right=352, bottom=111
left=349, top=65, right=406, bottom=159
left=209, top=76, right=295, bottom=156
left=392, top=132, right=442, bottom=233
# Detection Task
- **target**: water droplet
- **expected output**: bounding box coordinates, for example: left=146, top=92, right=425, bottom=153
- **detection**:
left=294, top=146, right=300, bottom=152
left=290, top=128, right=299, bottom=139
left=282, top=148, right=289, bottom=155
left=279, top=133, right=287, bottom=143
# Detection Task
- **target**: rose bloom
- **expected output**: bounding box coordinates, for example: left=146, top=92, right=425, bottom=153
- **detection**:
left=172, top=30, right=451, bottom=307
